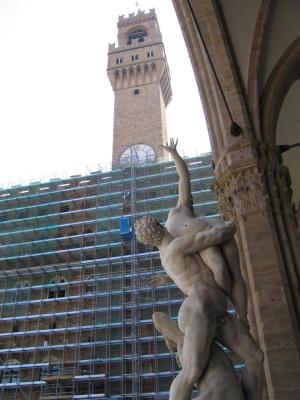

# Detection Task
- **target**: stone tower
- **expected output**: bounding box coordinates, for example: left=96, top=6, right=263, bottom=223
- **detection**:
left=107, top=9, right=172, bottom=166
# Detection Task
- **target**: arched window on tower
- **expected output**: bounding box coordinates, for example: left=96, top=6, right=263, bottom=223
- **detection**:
left=127, top=29, right=147, bottom=45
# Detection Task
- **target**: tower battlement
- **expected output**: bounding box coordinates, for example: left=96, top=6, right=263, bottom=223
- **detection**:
left=118, top=9, right=157, bottom=28
left=108, top=42, right=116, bottom=52
left=108, top=8, right=162, bottom=53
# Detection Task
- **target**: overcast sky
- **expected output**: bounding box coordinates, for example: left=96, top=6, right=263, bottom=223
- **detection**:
left=0, top=0, right=209, bottom=188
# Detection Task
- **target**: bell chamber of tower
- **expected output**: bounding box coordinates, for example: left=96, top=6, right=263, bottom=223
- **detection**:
left=107, top=9, right=172, bottom=166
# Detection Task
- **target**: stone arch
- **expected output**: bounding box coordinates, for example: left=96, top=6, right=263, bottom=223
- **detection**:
left=150, top=62, right=156, bottom=81
left=115, top=69, right=121, bottom=89
left=128, top=66, right=134, bottom=86
left=121, top=67, right=128, bottom=88
left=276, top=79, right=300, bottom=205
left=247, top=0, right=273, bottom=136
left=144, top=63, right=151, bottom=83
left=126, top=25, right=148, bottom=44
left=259, top=37, right=300, bottom=321
left=135, top=64, right=142, bottom=85
left=261, top=36, right=300, bottom=144
left=127, top=24, right=147, bottom=35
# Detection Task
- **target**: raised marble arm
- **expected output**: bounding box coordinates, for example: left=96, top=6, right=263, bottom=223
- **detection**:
left=161, top=138, right=193, bottom=208
left=170, top=222, right=236, bottom=256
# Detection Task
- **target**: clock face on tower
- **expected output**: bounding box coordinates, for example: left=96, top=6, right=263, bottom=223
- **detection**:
left=120, top=144, right=156, bottom=166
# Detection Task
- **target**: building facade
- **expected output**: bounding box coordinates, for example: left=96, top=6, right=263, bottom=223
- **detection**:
left=0, top=6, right=251, bottom=399
left=0, top=11, right=222, bottom=398
left=0, top=154, right=219, bottom=399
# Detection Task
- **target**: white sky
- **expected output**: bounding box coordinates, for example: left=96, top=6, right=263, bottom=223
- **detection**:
left=0, top=0, right=210, bottom=188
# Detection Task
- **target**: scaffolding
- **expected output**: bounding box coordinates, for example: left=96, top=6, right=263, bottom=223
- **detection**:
left=0, top=155, right=239, bottom=399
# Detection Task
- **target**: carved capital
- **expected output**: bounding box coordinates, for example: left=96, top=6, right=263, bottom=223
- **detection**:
left=214, top=166, right=268, bottom=221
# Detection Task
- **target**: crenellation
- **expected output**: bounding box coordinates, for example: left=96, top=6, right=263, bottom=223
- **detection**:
left=108, top=43, right=116, bottom=52
left=118, top=9, right=156, bottom=26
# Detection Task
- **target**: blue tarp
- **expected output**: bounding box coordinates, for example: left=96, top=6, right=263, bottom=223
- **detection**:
left=119, top=216, right=132, bottom=240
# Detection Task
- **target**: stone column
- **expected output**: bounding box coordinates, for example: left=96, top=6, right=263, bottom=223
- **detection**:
left=172, top=0, right=300, bottom=398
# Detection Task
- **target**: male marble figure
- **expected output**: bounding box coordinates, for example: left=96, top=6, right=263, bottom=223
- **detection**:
left=152, top=311, right=245, bottom=400
left=135, top=215, right=236, bottom=400
left=135, top=140, right=263, bottom=400
left=162, top=139, right=247, bottom=326
left=163, top=139, right=263, bottom=399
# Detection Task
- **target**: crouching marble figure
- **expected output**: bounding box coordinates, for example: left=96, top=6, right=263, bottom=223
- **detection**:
left=134, top=140, right=263, bottom=400
left=152, top=311, right=244, bottom=400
